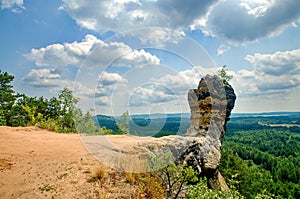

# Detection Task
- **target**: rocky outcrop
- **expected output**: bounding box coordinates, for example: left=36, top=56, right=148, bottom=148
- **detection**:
left=82, top=74, right=236, bottom=190
left=181, top=74, right=236, bottom=190
left=186, top=74, right=236, bottom=138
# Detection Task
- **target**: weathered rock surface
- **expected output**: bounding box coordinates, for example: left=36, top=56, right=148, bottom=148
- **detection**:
left=181, top=74, right=236, bottom=189
left=82, top=74, right=236, bottom=190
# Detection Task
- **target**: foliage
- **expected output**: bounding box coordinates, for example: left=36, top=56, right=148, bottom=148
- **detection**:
left=75, top=110, right=112, bottom=135
left=220, top=128, right=300, bottom=198
left=0, top=70, right=108, bottom=134
left=148, top=152, right=198, bottom=198
left=57, top=88, right=79, bottom=133
left=0, top=70, right=16, bottom=126
left=36, top=118, right=60, bottom=132
left=138, top=174, right=166, bottom=199
left=117, top=111, right=130, bottom=134
left=186, top=177, right=243, bottom=199
left=0, top=109, right=6, bottom=125
left=218, top=65, right=233, bottom=83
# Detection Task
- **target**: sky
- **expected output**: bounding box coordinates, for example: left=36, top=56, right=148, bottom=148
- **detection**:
left=1, top=0, right=300, bottom=115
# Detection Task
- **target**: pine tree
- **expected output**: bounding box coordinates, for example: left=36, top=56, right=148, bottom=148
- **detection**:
left=0, top=70, right=16, bottom=125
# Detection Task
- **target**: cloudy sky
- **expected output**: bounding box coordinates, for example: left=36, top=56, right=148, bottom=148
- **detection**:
left=1, top=0, right=300, bottom=115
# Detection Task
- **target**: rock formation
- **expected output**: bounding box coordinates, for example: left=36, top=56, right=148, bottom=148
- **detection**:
left=82, top=74, right=236, bottom=190
left=180, top=74, right=236, bottom=190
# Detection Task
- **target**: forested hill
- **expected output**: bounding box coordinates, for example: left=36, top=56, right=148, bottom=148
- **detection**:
left=95, top=112, right=300, bottom=198
left=96, top=112, right=300, bottom=137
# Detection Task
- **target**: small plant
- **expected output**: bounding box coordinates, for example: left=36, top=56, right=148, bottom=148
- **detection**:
left=57, top=172, right=68, bottom=179
left=148, top=152, right=198, bottom=198
left=91, top=164, right=107, bottom=181
left=36, top=118, right=60, bottom=132
left=186, top=177, right=243, bottom=199
left=125, top=172, right=137, bottom=184
left=138, top=173, right=166, bottom=199
left=39, top=184, right=56, bottom=193
left=218, top=65, right=233, bottom=83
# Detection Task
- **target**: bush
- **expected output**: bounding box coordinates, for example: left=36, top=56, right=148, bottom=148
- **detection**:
left=37, top=118, right=60, bottom=132
left=186, top=177, right=243, bottom=199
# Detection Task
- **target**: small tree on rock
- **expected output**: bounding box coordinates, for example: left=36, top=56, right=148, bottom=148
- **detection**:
left=218, top=65, right=233, bottom=84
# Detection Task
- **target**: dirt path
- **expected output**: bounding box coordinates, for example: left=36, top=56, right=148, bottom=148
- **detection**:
left=0, top=126, right=140, bottom=199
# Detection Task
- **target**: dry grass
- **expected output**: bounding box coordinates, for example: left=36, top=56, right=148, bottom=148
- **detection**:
left=114, top=154, right=148, bottom=173
left=87, top=163, right=166, bottom=198
left=90, top=164, right=107, bottom=181
left=96, top=189, right=110, bottom=199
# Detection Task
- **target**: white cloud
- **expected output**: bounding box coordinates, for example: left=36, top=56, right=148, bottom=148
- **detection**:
left=25, top=35, right=99, bottom=67
left=129, top=84, right=177, bottom=107
left=23, top=68, right=95, bottom=100
left=239, top=0, right=271, bottom=17
left=245, top=49, right=300, bottom=76
left=217, top=45, right=231, bottom=56
left=25, top=34, right=160, bottom=68
left=98, top=71, right=128, bottom=87
left=60, top=0, right=218, bottom=32
left=59, top=0, right=300, bottom=46
left=197, top=0, right=300, bottom=44
left=231, top=49, right=300, bottom=97
left=96, top=71, right=128, bottom=106
left=0, top=0, right=24, bottom=12
left=22, top=68, right=66, bottom=88
left=154, top=66, right=219, bottom=94
left=122, top=28, right=186, bottom=47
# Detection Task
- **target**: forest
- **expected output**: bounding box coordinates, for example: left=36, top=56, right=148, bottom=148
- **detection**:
left=1, top=69, right=300, bottom=198
left=97, top=113, right=300, bottom=198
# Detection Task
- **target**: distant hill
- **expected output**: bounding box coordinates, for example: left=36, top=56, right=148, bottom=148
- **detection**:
left=94, top=115, right=119, bottom=133
left=95, top=112, right=300, bottom=136
left=231, top=112, right=300, bottom=118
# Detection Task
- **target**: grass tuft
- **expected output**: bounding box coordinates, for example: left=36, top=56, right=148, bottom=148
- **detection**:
left=90, top=164, right=107, bottom=181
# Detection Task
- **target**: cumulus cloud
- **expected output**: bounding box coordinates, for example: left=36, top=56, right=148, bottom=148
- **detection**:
left=129, top=84, right=176, bottom=107
left=121, top=28, right=186, bottom=47
left=245, top=49, right=300, bottom=76
left=98, top=71, right=128, bottom=86
left=154, top=66, right=219, bottom=94
left=22, top=68, right=65, bottom=88
left=231, top=49, right=300, bottom=97
left=96, top=71, right=128, bottom=106
left=58, top=0, right=300, bottom=46
left=217, top=45, right=231, bottom=56
left=0, top=0, right=25, bottom=12
left=23, top=68, right=95, bottom=99
left=126, top=65, right=222, bottom=107
left=198, top=0, right=300, bottom=44
left=25, top=34, right=160, bottom=68
left=60, top=0, right=218, bottom=32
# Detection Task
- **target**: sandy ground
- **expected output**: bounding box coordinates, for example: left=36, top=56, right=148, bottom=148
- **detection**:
left=0, top=126, right=140, bottom=199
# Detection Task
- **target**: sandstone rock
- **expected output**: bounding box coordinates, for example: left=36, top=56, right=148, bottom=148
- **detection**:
left=82, top=74, right=236, bottom=191
left=181, top=74, right=236, bottom=190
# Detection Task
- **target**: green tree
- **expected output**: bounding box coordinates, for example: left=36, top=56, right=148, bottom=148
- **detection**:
left=148, top=152, right=198, bottom=198
left=117, top=111, right=130, bottom=134
left=0, top=70, right=16, bottom=125
left=57, top=88, right=79, bottom=133
left=75, top=110, right=99, bottom=134
left=218, top=65, right=233, bottom=83
left=46, top=97, right=61, bottom=119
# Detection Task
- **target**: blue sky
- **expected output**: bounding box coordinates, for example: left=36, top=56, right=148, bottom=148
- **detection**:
left=1, top=0, right=300, bottom=115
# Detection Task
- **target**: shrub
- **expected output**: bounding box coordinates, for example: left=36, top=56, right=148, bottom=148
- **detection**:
left=91, top=164, right=107, bottom=181
left=36, top=118, right=60, bottom=132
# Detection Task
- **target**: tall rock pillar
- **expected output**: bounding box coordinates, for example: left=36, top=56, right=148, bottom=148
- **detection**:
left=184, top=74, right=236, bottom=190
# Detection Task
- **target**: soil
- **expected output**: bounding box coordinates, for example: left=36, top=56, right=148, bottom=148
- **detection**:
left=0, top=126, right=140, bottom=199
